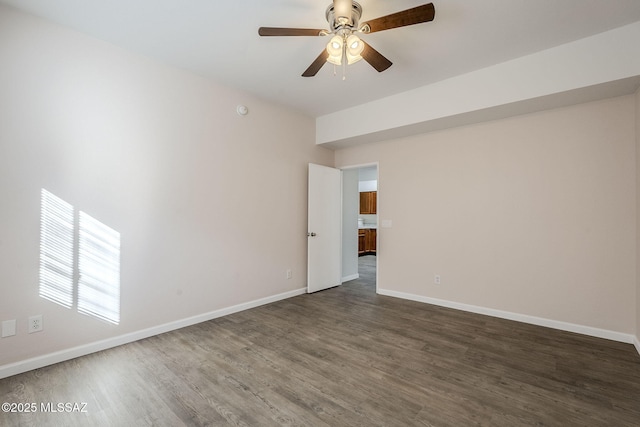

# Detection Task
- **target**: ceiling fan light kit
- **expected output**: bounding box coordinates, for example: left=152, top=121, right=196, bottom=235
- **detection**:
left=326, top=34, right=364, bottom=66
left=258, top=0, right=435, bottom=78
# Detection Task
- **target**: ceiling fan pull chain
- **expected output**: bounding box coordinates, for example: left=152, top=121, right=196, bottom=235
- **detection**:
left=342, top=40, right=347, bottom=80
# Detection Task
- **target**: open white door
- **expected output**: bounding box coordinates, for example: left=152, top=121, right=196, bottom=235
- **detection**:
left=307, top=163, right=342, bottom=293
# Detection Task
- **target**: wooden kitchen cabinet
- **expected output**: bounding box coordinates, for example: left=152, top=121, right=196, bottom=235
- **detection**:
left=358, top=228, right=376, bottom=255
left=359, top=191, right=377, bottom=214
left=365, top=229, right=376, bottom=254
left=358, top=229, right=366, bottom=255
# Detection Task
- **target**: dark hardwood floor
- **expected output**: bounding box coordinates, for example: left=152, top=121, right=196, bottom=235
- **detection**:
left=2, top=255, right=639, bottom=426
left=355, top=253, right=376, bottom=286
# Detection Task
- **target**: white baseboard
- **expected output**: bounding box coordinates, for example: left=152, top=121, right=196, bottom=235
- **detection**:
left=342, top=273, right=359, bottom=283
left=634, top=335, right=640, bottom=356
left=378, top=288, right=636, bottom=345
left=0, top=287, right=306, bottom=380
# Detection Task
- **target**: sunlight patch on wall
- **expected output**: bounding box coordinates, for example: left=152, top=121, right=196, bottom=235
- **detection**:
left=78, top=212, right=120, bottom=324
left=39, top=189, right=121, bottom=324
left=39, top=189, right=74, bottom=308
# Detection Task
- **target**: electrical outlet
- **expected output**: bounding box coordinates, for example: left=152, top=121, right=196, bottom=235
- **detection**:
left=28, top=315, right=43, bottom=333
left=434, top=274, right=441, bottom=285
left=286, top=269, right=292, bottom=279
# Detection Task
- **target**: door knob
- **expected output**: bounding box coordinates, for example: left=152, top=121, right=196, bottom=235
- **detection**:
left=307, top=232, right=317, bottom=237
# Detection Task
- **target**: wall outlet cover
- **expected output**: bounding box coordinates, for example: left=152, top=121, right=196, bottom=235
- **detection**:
left=28, top=315, right=43, bottom=333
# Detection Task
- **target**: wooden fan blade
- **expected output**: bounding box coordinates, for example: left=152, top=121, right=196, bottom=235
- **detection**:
left=258, top=27, right=325, bottom=37
left=302, top=50, right=329, bottom=77
left=361, top=3, right=435, bottom=33
left=361, top=41, right=392, bottom=72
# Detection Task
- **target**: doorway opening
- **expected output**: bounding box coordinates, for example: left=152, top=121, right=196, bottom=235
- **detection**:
left=341, top=164, right=378, bottom=292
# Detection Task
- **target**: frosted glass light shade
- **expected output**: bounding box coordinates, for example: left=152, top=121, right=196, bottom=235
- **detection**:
left=347, top=35, right=364, bottom=55
left=346, top=34, right=364, bottom=64
left=326, top=35, right=344, bottom=65
left=327, top=35, right=343, bottom=56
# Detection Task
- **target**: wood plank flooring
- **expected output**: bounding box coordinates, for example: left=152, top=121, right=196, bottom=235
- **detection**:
left=2, top=255, right=639, bottom=426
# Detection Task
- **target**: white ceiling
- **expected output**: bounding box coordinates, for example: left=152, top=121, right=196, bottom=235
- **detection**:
left=2, top=0, right=640, bottom=117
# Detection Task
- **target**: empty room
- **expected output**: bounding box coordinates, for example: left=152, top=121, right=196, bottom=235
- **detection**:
left=1, top=1, right=640, bottom=426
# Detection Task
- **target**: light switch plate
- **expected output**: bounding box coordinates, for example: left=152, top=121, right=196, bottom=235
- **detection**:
left=2, top=319, right=16, bottom=338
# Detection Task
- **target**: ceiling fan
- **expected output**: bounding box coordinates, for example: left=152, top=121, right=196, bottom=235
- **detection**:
left=258, top=0, right=436, bottom=78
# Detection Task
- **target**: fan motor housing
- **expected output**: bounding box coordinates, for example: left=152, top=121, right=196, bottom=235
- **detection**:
left=325, top=1, right=362, bottom=32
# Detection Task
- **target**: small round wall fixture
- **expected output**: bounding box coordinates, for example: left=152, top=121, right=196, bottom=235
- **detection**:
left=236, top=105, right=249, bottom=116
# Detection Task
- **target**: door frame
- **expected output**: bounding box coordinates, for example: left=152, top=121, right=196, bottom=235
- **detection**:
left=339, top=162, right=379, bottom=293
